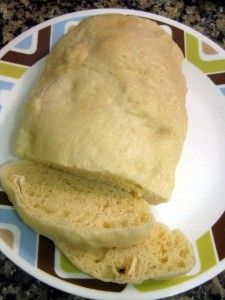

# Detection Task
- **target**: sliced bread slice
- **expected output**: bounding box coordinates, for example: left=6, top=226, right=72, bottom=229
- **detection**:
left=0, top=160, right=155, bottom=249
left=55, top=223, right=194, bottom=284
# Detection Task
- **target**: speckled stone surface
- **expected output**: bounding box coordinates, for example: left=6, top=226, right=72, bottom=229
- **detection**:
left=0, top=0, right=225, bottom=49
left=0, top=0, right=225, bottom=299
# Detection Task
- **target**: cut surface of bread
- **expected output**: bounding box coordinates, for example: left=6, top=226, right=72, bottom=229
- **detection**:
left=0, top=160, right=155, bottom=249
left=55, top=223, right=194, bottom=284
left=14, top=14, right=188, bottom=204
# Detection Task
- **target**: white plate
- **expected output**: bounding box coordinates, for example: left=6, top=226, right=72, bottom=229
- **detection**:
left=0, top=8, right=225, bottom=300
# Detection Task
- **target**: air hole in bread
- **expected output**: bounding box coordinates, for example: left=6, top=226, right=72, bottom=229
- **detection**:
left=63, top=211, right=70, bottom=218
left=129, top=190, right=138, bottom=197
left=158, top=231, right=165, bottom=238
left=177, top=261, right=185, bottom=268
left=43, top=207, right=57, bottom=214
left=121, top=220, right=128, bottom=227
left=33, top=203, right=40, bottom=209
left=103, top=202, right=110, bottom=209
left=179, top=249, right=188, bottom=257
left=155, top=126, right=172, bottom=137
left=117, top=267, right=126, bottom=274
left=150, top=265, right=156, bottom=270
left=140, top=213, right=148, bottom=222
left=103, top=222, right=112, bottom=228
left=160, top=256, right=168, bottom=263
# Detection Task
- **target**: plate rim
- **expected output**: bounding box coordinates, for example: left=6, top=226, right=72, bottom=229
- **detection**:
left=0, top=237, right=225, bottom=300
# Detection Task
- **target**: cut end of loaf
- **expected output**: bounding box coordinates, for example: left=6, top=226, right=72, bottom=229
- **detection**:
left=26, top=158, right=167, bottom=205
left=0, top=160, right=155, bottom=248
left=0, top=160, right=153, bottom=229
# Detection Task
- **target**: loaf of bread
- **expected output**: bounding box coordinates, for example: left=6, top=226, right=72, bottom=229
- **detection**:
left=14, top=14, right=187, bottom=204
left=0, top=160, right=155, bottom=248
left=55, top=223, right=194, bottom=283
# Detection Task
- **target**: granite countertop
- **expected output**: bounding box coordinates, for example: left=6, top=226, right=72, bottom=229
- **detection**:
left=0, top=0, right=225, bottom=299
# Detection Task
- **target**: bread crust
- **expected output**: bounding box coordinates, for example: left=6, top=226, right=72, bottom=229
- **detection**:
left=14, top=14, right=188, bottom=204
